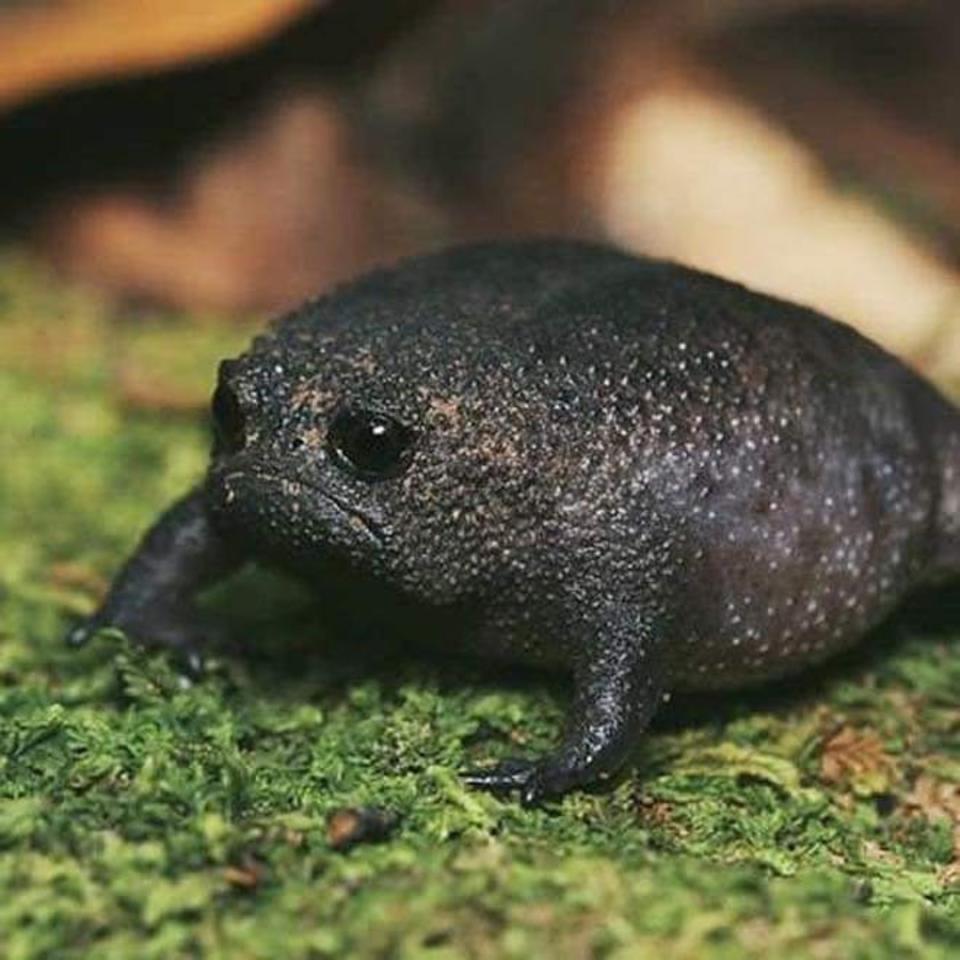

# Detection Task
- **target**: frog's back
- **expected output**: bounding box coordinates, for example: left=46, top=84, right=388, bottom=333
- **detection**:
left=267, top=235, right=960, bottom=582
left=358, top=241, right=960, bottom=688
left=531, top=249, right=960, bottom=688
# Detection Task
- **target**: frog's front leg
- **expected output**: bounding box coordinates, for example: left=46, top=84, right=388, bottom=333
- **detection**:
left=463, top=604, right=668, bottom=805
left=66, top=487, right=244, bottom=672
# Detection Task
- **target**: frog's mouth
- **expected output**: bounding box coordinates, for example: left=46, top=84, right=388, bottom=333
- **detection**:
left=208, top=467, right=387, bottom=555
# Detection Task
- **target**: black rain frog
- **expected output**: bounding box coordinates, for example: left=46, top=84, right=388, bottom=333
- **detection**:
left=68, top=241, right=960, bottom=804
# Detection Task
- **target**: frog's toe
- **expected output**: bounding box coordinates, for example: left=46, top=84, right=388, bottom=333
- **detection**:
left=461, top=757, right=578, bottom=806
left=463, top=751, right=621, bottom=806
left=516, top=757, right=600, bottom=807
left=66, top=604, right=217, bottom=678
left=65, top=619, right=98, bottom=648
left=130, top=613, right=219, bottom=677
left=461, top=758, right=539, bottom=794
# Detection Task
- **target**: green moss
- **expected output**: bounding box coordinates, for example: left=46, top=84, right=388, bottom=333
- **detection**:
left=1, top=250, right=957, bottom=958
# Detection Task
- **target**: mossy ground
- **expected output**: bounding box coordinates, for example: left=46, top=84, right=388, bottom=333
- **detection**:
left=0, top=249, right=957, bottom=959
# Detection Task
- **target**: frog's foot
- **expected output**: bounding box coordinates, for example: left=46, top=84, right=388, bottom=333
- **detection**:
left=65, top=604, right=217, bottom=678
left=462, top=616, right=666, bottom=806
left=462, top=752, right=613, bottom=807
left=64, top=489, right=243, bottom=677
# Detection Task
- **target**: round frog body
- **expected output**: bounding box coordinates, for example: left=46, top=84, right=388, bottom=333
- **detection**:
left=68, top=241, right=960, bottom=803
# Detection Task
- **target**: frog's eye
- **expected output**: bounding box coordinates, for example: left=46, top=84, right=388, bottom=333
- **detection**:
left=212, top=381, right=246, bottom=453
left=326, top=407, right=415, bottom=481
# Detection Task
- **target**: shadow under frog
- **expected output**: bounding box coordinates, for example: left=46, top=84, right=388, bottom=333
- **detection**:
left=67, top=241, right=960, bottom=805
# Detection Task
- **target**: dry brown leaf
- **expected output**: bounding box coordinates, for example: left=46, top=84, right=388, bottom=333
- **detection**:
left=223, top=857, right=267, bottom=890
left=38, top=89, right=442, bottom=312
left=598, top=78, right=960, bottom=366
left=902, top=774, right=960, bottom=826
left=0, top=0, right=316, bottom=112
left=899, top=773, right=960, bottom=886
left=819, top=725, right=897, bottom=795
